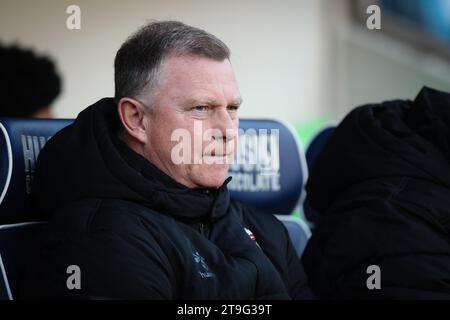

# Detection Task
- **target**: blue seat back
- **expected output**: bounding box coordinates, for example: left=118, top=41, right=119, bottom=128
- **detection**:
left=304, top=124, right=335, bottom=225
left=0, top=222, right=46, bottom=300
left=0, top=117, right=73, bottom=300
left=228, top=119, right=308, bottom=215
left=276, top=215, right=311, bottom=258
left=305, top=124, right=335, bottom=173
left=0, top=118, right=73, bottom=224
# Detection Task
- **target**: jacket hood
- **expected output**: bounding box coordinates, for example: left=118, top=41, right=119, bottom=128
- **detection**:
left=307, top=86, right=450, bottom=213
left=32, top=98, right=231, bottom=221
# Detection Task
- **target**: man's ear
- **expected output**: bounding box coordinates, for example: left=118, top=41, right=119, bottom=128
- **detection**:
left=117, top=97, right=149, bottom=144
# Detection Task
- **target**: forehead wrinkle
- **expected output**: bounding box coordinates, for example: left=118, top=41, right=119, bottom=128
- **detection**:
left=160, top=56, right=240, bottom=107
left=190, top=81, right=241, bottom=106
left=185, top=94, right=242, bottom=107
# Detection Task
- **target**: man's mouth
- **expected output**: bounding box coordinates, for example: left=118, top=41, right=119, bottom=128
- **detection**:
left=204, top=151, right=232, bottom=157
left=202, top=151, right=233, bottom=164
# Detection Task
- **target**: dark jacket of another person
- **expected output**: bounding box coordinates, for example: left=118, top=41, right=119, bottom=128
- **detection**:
left=302, top=87, right=450, bottom=299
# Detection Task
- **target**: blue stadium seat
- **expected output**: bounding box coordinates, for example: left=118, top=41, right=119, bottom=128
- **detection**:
left=0, top=117, right=311, bottom=299
left=305, top=124, right=335, bottom=173
left=275, top=215, right=311, bottom=258
left=228, top=119, right=311, bottom=257
left=228, top=119, right=308, bottom=215
left=0, top=117, right=73, bottom=300
left=0, top=222, right=46, bottom=300
left=304, top=124, right=335, bottom=226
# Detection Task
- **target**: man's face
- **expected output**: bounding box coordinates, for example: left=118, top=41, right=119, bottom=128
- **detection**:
left=142, top=55, right=241, bottom=188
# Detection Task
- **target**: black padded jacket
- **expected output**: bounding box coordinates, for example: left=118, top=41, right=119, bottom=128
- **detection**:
left=302, top=87, right=450, bottom=299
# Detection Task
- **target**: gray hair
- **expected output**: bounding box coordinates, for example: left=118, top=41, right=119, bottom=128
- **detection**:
left=114, top=21, right=230, bottom=106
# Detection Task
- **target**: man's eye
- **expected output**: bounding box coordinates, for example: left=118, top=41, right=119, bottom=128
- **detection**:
left=227, top=105, right=240, bottom=112
left=193, top=106, right=207, bottom=112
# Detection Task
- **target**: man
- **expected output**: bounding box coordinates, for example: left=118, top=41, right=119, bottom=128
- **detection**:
left=0, top=44, right=61, bottom=118
left=302, top=87, right=450, bottom=299
left=21, top=21, right=313, bottom=299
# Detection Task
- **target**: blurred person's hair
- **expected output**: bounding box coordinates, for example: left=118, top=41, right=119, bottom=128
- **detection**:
left=114, top=20, right=230, bottom=107
left=0, top=43, right=61, bottom=118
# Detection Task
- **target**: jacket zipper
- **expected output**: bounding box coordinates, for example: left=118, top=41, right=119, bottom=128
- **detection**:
left=199, top=222, right=210, bottom=238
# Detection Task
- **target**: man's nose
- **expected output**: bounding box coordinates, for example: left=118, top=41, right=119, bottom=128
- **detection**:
left=212, top=108, right=238, bottom=142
